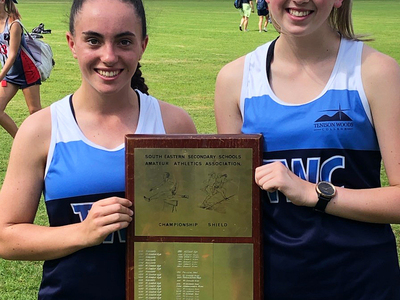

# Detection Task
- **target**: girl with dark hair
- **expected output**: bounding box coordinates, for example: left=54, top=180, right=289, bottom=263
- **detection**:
left=0, top=0, right=196, bottom=299
left=215, top=0, right=400, bottom=298
left=0, top=0, right=41, bottom=138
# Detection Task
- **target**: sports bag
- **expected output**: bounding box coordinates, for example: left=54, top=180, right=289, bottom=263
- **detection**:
left=12, top=20, right=54, bottom=81
left=234, top=0, right=243, bottom=9
left=257, top=0, right=267, bottom=10
left=23, top=34, right=54, bottom=81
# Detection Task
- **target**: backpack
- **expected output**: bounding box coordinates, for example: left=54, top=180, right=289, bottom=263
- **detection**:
left=12, top=20, right=54, bottom=82
left=234, top=0, right=243, bottom=9
left=257, top=0, right=267, bottom=10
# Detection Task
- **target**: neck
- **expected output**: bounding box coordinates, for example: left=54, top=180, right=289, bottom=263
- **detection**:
left=277, top=29, right=341, bottom=63
left=73, top=84, right=138, bottom=115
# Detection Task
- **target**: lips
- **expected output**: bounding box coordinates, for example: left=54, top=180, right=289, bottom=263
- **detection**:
left=288, top=9, right=312, bottom=17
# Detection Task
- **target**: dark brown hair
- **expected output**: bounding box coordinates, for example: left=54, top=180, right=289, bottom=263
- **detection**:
left=69, top=0, right=149, bottom=94
left=4, top=0, right=21, bottom=21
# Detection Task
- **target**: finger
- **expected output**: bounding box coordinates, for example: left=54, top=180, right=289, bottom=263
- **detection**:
left=90, top=210, right=133, bottom=233
left=97, top=197, right=133, bottom=208
left=94, top=198, right=133, bottom=213
left=101, top=220, right=131, bottom=237
left=255, top=164, right=275, bottom=183
left=104, top=203, right=134, bottom=218
left=257, top=172, right=280, bottom=192
left=88, top=204, right=133, bottom=226
left=255, top=170, right=274, bottom=188
left=259, top=182, right=277, bottom=193
left=102, top=211, right=133, bottom=226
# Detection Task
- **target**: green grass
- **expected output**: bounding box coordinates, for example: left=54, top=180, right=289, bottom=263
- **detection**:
left=0, top=0, right=399, bottom=298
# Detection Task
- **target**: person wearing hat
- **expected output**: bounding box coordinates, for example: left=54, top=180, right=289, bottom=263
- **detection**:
left=0, top=0, right=41, bottom=138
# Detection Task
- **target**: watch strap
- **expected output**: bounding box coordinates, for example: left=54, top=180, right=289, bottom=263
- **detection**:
left=314, top=194, right=331, bottom=213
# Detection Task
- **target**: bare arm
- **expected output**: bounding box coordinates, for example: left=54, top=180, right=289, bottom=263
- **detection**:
left=0, top=109, right=133, bottom=260
left=214, top=56, right=245, bottom=134
left=255, top=45, right=400, bottom=224
left=159, top=100, right=197, bottom=134
left=326, top=46, right=400, bottom=223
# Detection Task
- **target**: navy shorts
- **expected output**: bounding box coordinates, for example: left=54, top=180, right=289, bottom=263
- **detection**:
left=5, top=48, right=41, bottom=89
left=257, top=9, right=269, bottom=16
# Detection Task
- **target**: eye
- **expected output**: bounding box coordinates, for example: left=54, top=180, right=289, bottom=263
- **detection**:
left=119, top=39, right=132, bottom=47
left=87, top=38, right=100, bottom=46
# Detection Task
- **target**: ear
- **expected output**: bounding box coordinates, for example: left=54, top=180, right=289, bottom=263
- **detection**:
left=66, top=31, right=77, bottom=59
left=139, top=35, right=149, bottom=60
left=333, top=0, right=344, bottom=9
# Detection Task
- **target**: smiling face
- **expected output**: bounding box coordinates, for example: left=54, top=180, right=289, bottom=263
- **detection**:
left=267, top=0, right=343, bottom=37
left=66, top=0, right=148, bottom=95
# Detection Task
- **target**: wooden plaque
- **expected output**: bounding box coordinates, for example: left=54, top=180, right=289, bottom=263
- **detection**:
left=125, top=134, right=263, bottom=300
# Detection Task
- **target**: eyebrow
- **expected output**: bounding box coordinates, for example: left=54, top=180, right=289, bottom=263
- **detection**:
left=81, top=31, right=136, bottom=38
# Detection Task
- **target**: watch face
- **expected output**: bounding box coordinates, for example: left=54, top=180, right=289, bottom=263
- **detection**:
left=318, top=182, right=335, bottom=197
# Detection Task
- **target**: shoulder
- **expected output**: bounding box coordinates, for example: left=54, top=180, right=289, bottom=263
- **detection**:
left=158, top=100, right=197, bottom=134
left=218, top=55, right=246, bottom=76
left=214, top=56, right=247, bottom=134
left=361, top=45, right=400, bottom=103
left=216, top=42, right=268, bottom=86
left=16, top=96, right=70, bottom=142
left=8, top=18, right=22, bottom=30
left=215, top=54, right=247, bottom=106
left=361, top=44, right=400, bottom=129
left=361, top=41, right=400, bottom=76
left=17, top=107, right=52, bottom=142
left=362, top=44, right=399, bottom=75
left=12, top=107, right=52, bottom=164
left=216, top=55, right=246, bottom=90
left=8, top=19, right=22, bottom=36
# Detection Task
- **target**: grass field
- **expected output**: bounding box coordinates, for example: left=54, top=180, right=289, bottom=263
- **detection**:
left=0, top=0, right=399, bottom=298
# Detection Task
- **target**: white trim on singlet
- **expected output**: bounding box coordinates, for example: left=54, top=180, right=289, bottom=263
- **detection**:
left=45, top=90, right=165, bottom=177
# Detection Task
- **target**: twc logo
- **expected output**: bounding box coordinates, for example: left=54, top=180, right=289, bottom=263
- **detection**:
left=314, top=104, right=353, bottom=131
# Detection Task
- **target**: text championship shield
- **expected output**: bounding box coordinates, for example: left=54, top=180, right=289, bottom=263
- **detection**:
left=125, top=134, right=263, bottom=300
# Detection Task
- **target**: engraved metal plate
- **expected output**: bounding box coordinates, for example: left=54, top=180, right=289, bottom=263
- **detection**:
left=134, top=148, right=252, bottom=237
left=126, top=135, right=263, bottom=300
left=134, top=242, right=253, bottom=300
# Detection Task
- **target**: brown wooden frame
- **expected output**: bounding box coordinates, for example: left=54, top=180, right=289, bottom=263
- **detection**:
left=125, top=134, right=263, bottom=300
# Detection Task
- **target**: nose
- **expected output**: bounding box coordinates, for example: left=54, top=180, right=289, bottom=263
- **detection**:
left=101, top=43, right=118, bottom=65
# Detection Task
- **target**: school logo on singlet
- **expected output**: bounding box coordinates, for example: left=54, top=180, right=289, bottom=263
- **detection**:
left=314, top=104, right=353, bottom=131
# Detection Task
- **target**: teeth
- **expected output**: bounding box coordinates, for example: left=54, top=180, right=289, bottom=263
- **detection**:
left=98, top=70, right=120, bottom=77
left=289, top=9, right=311, bottom=17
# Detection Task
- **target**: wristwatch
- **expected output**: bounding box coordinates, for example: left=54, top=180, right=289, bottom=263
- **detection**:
left=314, top=181, right=336, bottom=213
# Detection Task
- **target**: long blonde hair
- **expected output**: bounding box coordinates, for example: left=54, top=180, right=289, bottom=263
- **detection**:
left=329, top=0, right=358, bottom=40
